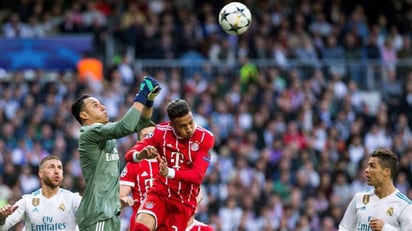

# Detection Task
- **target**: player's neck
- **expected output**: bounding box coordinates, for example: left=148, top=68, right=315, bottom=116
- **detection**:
left=186, top=217, right=194, bottom=228
left=374, top=183, right=396, bottom=199
left=42, top=186, right=60, bottom=198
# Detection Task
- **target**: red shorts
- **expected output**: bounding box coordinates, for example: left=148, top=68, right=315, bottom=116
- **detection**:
left=138, top=190, right=194, bottom=231
left=129, top=206, right=138, bottom=230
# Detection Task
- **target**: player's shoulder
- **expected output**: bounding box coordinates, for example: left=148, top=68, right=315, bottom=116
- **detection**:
left=125, top=161, right=141, bottom=168
left=80, top=122, right=106, bottom=136
left=59, top=188, right=82, bottom=198
left=195, top=125, right=214, bottom=138
left=59, top=188, right=76, bottom=194
left=156, top=122, right=172, bottom=131
left=79, top=124, right=99, bottom=142
left=393, top=190, right=412, bottom=205
left=81, top=123, right=104, bottom=131
left=353, top=188, right=374, bottom=200
left=22, top=189, right=42, bottom=199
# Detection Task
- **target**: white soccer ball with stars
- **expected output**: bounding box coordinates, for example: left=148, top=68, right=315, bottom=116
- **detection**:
left=218, top=2, right=252, bottom=35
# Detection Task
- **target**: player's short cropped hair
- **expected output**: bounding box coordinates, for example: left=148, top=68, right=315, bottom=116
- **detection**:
left=370, top=148, right=399, bottom=179
left=138, top=124, right=156, bottom=141
left=39, top=155, right=61, bottom=169
left=71, top=94, right=91, bottom=125
left=166, top=99, right=191, bottom=120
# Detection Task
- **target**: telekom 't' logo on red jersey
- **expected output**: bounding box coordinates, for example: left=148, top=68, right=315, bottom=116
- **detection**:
left=170, top=151, right=184, bottom=169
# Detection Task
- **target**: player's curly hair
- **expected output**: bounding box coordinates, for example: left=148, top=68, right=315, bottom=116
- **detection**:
left=166, top=99, right=191, bottom=120
left=370, top=148, right=399, bottom=179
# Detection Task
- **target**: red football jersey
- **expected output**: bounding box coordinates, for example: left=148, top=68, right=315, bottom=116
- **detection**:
left=186, top=220, right=215, bottom=231
left=125, top=122, right=214, bottom=209
left=119, top=159, right=159, bottom=210
left=120, top=159, right=159, bottom=208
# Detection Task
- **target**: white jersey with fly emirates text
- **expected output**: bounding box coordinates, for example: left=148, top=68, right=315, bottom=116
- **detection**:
left=339, top=189, right=412, bottom=231
left=0, top=188, right=82, bottom=231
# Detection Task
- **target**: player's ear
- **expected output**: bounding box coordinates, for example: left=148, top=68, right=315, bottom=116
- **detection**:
left=383, top=167, right=391, bottom=177
left=38, top=169, right=43, bottom=179
left=79, top=111, right=88, bottom=121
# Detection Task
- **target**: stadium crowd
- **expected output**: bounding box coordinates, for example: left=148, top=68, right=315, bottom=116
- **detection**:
left=1, top=0, right=412, bottom=230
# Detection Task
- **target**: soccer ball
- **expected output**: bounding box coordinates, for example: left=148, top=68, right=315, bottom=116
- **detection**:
left=218, top=2, right=252, bottom=35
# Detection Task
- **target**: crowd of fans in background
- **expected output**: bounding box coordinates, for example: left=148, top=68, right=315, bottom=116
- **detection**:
left=1, top=0, right=412, bottom=230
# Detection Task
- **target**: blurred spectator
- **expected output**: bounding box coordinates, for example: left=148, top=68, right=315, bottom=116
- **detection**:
left=381, top=68, right=403, bottom=123
left=343, top=31, right=364, bottom=87
left=218, top=197, right=243, bottom=231
left=76, top=52, right=104, bottom=86
left=331, top=171, right=352, bottom=207
left=321, top=34, right=345, bottom=60
left=2, top=13, right=31, bottom=38
left=18, top=165, right=39, bottom=194
left=380, top=37, right=398, bottom=69
left=363, top=33, right=381, bottom=60
left=309, top=12, right=332, bottom=37
left=345, top=5, right=369, bottom=43
left=294, top=37, right=320, bottom=65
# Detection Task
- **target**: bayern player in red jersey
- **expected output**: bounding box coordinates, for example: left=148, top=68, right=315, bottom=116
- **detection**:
left=119, top=125, right=157, bottom=230
left=125, top=99, right=215, bottom=231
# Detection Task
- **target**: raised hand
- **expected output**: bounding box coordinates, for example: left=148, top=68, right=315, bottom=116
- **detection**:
left=134, top=76, right=161, bottom=107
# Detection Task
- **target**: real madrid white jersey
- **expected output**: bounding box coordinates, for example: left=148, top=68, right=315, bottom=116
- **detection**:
left=339, top=189, right=412, bottom=231
left=0, top=188, right=82, bottom=231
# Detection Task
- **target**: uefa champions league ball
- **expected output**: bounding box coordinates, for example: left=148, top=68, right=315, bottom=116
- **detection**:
left=218, top=2, right=252, bottom=35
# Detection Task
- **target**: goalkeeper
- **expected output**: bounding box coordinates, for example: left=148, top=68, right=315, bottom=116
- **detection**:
left=71, top=76, right=161, bottom=231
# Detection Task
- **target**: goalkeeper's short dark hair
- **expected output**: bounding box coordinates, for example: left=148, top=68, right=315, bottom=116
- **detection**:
left=71, top=94, right=91, bottom=125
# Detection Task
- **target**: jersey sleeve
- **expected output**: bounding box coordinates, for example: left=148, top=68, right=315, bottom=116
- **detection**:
left=72, top=192, right=82, bottom=214
left=119, top=163, right=138, bottom=187
left=172, top=134, right=214, bottom=184
left=0, top=198, right=26, bottom=231
left=338, top=196, right=357, bottom=231
left=82, top=108, right=151, bottom=143
left=399, top=204, right=412, bottom=231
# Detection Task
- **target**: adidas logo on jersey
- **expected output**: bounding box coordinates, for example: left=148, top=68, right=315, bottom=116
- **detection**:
left=141, top=171, right=149, bottom=177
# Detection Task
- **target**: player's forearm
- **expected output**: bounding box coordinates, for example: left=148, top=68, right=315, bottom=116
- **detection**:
left=167, top=168, right=205, bottom=184
left=117, top=107, right=146, bottom=134
left=140, top=106, right=153, bottom=123
left=119, top=185, right=132, bottom=198
left=166, top=160, right=209, bottom=184
left=165, top=151, right=211, bottom=183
